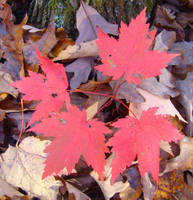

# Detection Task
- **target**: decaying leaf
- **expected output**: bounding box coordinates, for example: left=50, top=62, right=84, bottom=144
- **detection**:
left=90, top=155, right=130, bottom=200
left=141, top=173, right=156, bottom=200
left=155, top=170, right=188, bottom=200
left=176, top=71, right=193, bottom=136
left=110, top=80, right=144, bottom=104
left=66, top=57, right=94, bottom=89
left=86, top=96, right=109, bottom=120
left=76, top=1, right=118, bottom=44
left=51, top=27, right=75, bottom=58
left=23, top=23, right=57, bottom=72
left=65, top=182, right=91, bottom=200
left=0, top=177, right=23, bottom=198
left=163, top=136, right=193, bottom=174
left=22, top=24, right=42, bottom=33
left=140, top=77, right=179, bottom=98
left=130, top=88, right=185, bottom=122
left=0, top=1, right=26, bottom=80
left=0, top=136, right=61, bottom=200
left=154, top=30, right=176, bottom=52
left=53, top=40, right=99, bottom=61
left=154, top=5, right=184, bottom=40
left=66, top=1, right=118, bottom=89
left=0, top=71, right=18, bottom=100
left=170, top=41, right=193, bottom=68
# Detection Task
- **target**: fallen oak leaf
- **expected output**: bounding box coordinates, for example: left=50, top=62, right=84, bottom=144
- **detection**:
left=76, top=1, right=118, bottom=44
left=162, top=136, right=193, bottom=175
left=107, top=108, right=183, bottom=183
left=65, top=181, right=91, bottom=200
left=66, top=1, right=118, bottom=89
left=0, top=136, right=62, bottom=200
left=0, top=177, right=23, bottom=197
left=90, top=154, right=130, bottom=200
left=130, top=88, right=185, bottom=122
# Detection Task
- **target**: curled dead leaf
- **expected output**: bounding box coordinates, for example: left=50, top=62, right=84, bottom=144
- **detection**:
left=162, top=136, right=193, bottom=175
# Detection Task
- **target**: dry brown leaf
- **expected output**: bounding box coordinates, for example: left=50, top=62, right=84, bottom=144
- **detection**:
left=170, top=41, right=193, bottom=67
left=155, top=170, right=188, bottom=200
left=0, top=71, right=18, bottom=100
left=23, top=23, right=57, bottom=72
left=76, top=1, right=118, bottom=44
left=86, top=96, right=109, bottom=120
left=140, top=77, right=179, bottom=98
left=0, top=2, right=26, bottom=80
left=81, top=81, right=112, bottom=120
left=53, top=40, right=98, bottom=61
left=154, top=5, right=184, bottom=40
left=50, top=27, right=75, bottom=58
left=119, top=187, right=141, bottom=200
left=110, top=80, right=144, bottom=104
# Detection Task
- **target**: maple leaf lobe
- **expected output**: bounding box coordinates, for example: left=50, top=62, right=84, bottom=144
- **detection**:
left=108, top=108, right=183, bottom=183
left=31, top=105, right=110, bottom=180
left=96, top=9, right=177, bottom=84
left=11, top=49, right=69, bottom=124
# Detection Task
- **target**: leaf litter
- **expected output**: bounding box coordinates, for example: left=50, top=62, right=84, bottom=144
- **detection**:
left=0, top=0, right=193, bottom=199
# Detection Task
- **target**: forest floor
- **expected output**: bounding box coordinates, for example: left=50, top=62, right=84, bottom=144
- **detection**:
left=0, top=0, right=193, bottom=200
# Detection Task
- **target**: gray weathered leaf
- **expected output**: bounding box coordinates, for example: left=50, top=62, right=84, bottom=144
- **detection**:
left=170, top=41, right=193, bottom=68
left=66, top=1, right=118, bottom=89
left=110, top=80, right=144, bottom=103
left=76, top=1, right=118, bottom=44
left=66, top=57, right=94, bottom=89
left=176, top=71, right=193, bottom=136
left=140, top=77, right=179, bottom=98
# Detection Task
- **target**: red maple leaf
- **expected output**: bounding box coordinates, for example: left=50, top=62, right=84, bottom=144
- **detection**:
left=30, top=104, right=110, bottom=179
left=107, top=108, right=183, bottom=183
left=11, top=49, right=69, bottom=125
left=95, top=9, right=177, bottom=84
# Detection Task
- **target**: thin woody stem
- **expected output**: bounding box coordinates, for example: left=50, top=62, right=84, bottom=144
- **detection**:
left=69, top=89, right=113, bottom=99
left=88, top=73, right=126, bottom=119
left=68, top=79, right=138, bottom=121
left=112, top=73, right=125, bottom=99
left=16, top=99, right=24, bottom=147
left=89, top=98, right=113, bottom=120
left=117, top=99, right=138, bottom=119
